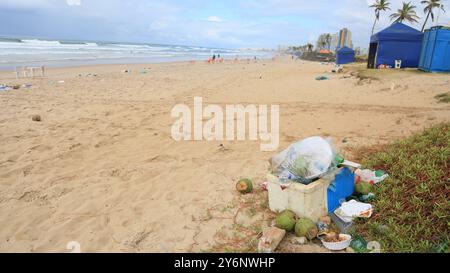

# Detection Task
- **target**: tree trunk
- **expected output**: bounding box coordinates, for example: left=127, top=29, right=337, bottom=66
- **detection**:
left=371, top=18, right=378, bottom=36
left=422, top=11, right=431, bottom=32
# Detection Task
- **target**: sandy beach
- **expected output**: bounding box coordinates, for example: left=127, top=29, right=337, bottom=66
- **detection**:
left=0, top=58, right=449, bottom=252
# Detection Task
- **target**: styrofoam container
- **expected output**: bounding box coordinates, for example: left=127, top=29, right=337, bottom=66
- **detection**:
left=320, top=234, right=352, bottom=251
left=267, top=173, right=330, bottom=222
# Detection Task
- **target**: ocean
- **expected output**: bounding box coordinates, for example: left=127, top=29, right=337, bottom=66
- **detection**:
left=0, top=37, right=274, bottom=70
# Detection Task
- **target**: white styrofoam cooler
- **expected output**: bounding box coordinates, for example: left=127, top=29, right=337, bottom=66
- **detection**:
left=267, top=173, right=330, bottom=221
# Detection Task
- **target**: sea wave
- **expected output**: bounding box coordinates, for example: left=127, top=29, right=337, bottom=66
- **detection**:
left=0, top=37, right=273, bottom=69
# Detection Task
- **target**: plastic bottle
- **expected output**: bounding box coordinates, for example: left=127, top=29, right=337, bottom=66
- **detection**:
left=355, top=169, right=389, bottom=184
left=350, top=234, right=368, bottom=253
left=355, top=169, right=376, bottom=183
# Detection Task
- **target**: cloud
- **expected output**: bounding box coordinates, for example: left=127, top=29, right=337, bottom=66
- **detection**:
left=66, top=0, right=81, bottom=6
left=2, top=0, right=449, bottom=49
left=0, top=0, right=54, bottom=9
left=206, top=16, right=223, bottom=23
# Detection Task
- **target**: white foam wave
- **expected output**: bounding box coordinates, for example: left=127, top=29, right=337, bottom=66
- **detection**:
left=0, top=37, right=274, bottom=68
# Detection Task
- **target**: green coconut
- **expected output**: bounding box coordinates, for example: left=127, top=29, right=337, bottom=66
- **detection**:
left=355, top=181, right=373, bottom=195
left=236, top=178, right=253, bottom=194
left=295, top=218, right=318, bottom=240
left=279, top=210, right=296, bottom=220
left=275, top=213, right=296, bottom=231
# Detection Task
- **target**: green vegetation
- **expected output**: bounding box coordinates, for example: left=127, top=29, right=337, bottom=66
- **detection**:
left=370, top=0, right=391, bottom=35
left=353, top=65, right=429, bottom=81
left=204, top=187, right=273, bottom=253
left=421, top=0, right=446, bottom=32
left=354, top=123, right=450, bottom=253
left=435, top=92, right=450, bottom=103
left=390, top=2, right=420, bottom=23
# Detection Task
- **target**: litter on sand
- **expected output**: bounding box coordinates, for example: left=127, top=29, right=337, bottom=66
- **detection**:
left=332, top=66, right=343, bottom=73
left=0, top=84, right=12, bottom=91
left=315, top=75, right=329, bottom=81
left=0, top=84, right=25, bottom=91
left=140, top=68, right=151, bottom=74
left=258, top=227, right=286, bottom=253
left=235, top=178, right=253, bottom=194
left=355, top=169, right=388, bottom=184
left=31, top=115, right=42, bottom=122
left=320, top=233, right=352, bottom=251
left=334, top=200, right=373, bottom=223
left=341, top=160, right=361, bottom=169
left=269, top=136, right=338, bottom=184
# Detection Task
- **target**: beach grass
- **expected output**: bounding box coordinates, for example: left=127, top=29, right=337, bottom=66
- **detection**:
left=353, top=123, right=450, bottom=253
left=345, top=63, right=448, bottom=83
left=200, top=188, right=273, bottom=253
left=435, top=92, right=450, bottom=103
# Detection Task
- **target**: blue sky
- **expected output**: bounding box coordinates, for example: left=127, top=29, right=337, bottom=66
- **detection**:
left=0, top=0, right=449, bottom=48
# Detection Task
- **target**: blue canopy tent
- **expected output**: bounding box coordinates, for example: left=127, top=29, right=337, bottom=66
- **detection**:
left=336, top=46, right=355, bottom=65
left=367, top=23, right=424, bottom=69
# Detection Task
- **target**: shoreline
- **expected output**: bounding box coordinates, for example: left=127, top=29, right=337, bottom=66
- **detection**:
left=0, top=54, right=280, bottom=73
left=0, top=56, right=277, bottom=79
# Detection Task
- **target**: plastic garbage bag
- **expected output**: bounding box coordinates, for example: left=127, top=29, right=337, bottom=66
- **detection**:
left=270, top=136, right=338, bottom=184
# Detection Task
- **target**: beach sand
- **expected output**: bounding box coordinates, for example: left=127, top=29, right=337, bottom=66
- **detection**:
left=0, top=58, right=449, bottom=252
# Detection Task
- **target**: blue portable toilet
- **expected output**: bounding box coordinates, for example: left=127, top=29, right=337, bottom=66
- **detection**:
left=336, top=46, right=355, bottom=65
left=367, top=23, right=424, bottom=69
left=419, top=26, right=450, bottom=72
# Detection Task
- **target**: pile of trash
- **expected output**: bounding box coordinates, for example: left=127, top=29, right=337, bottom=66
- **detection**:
left=262, top=136, right=389, bottom=253
left=259, top=211, right=355, bottom=253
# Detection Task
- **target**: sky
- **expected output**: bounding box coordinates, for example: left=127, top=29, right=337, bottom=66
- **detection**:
left=0, top=0, right=449, bottom=49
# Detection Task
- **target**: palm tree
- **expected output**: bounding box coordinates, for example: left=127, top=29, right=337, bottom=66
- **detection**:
left=390, top=2, right=420, bottom=23
left=370, top=0, right=391, bottom=35
left=421, top=0, right=445, bottom=32
left=319, top=41, right=327, bottom=50
left=325, top=33, right=332, bottom=50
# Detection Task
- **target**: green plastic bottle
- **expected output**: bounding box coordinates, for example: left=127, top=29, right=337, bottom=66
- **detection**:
left=350, top=234, right=368, bottom=253
left=335, top=155, right=345, bottom=166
